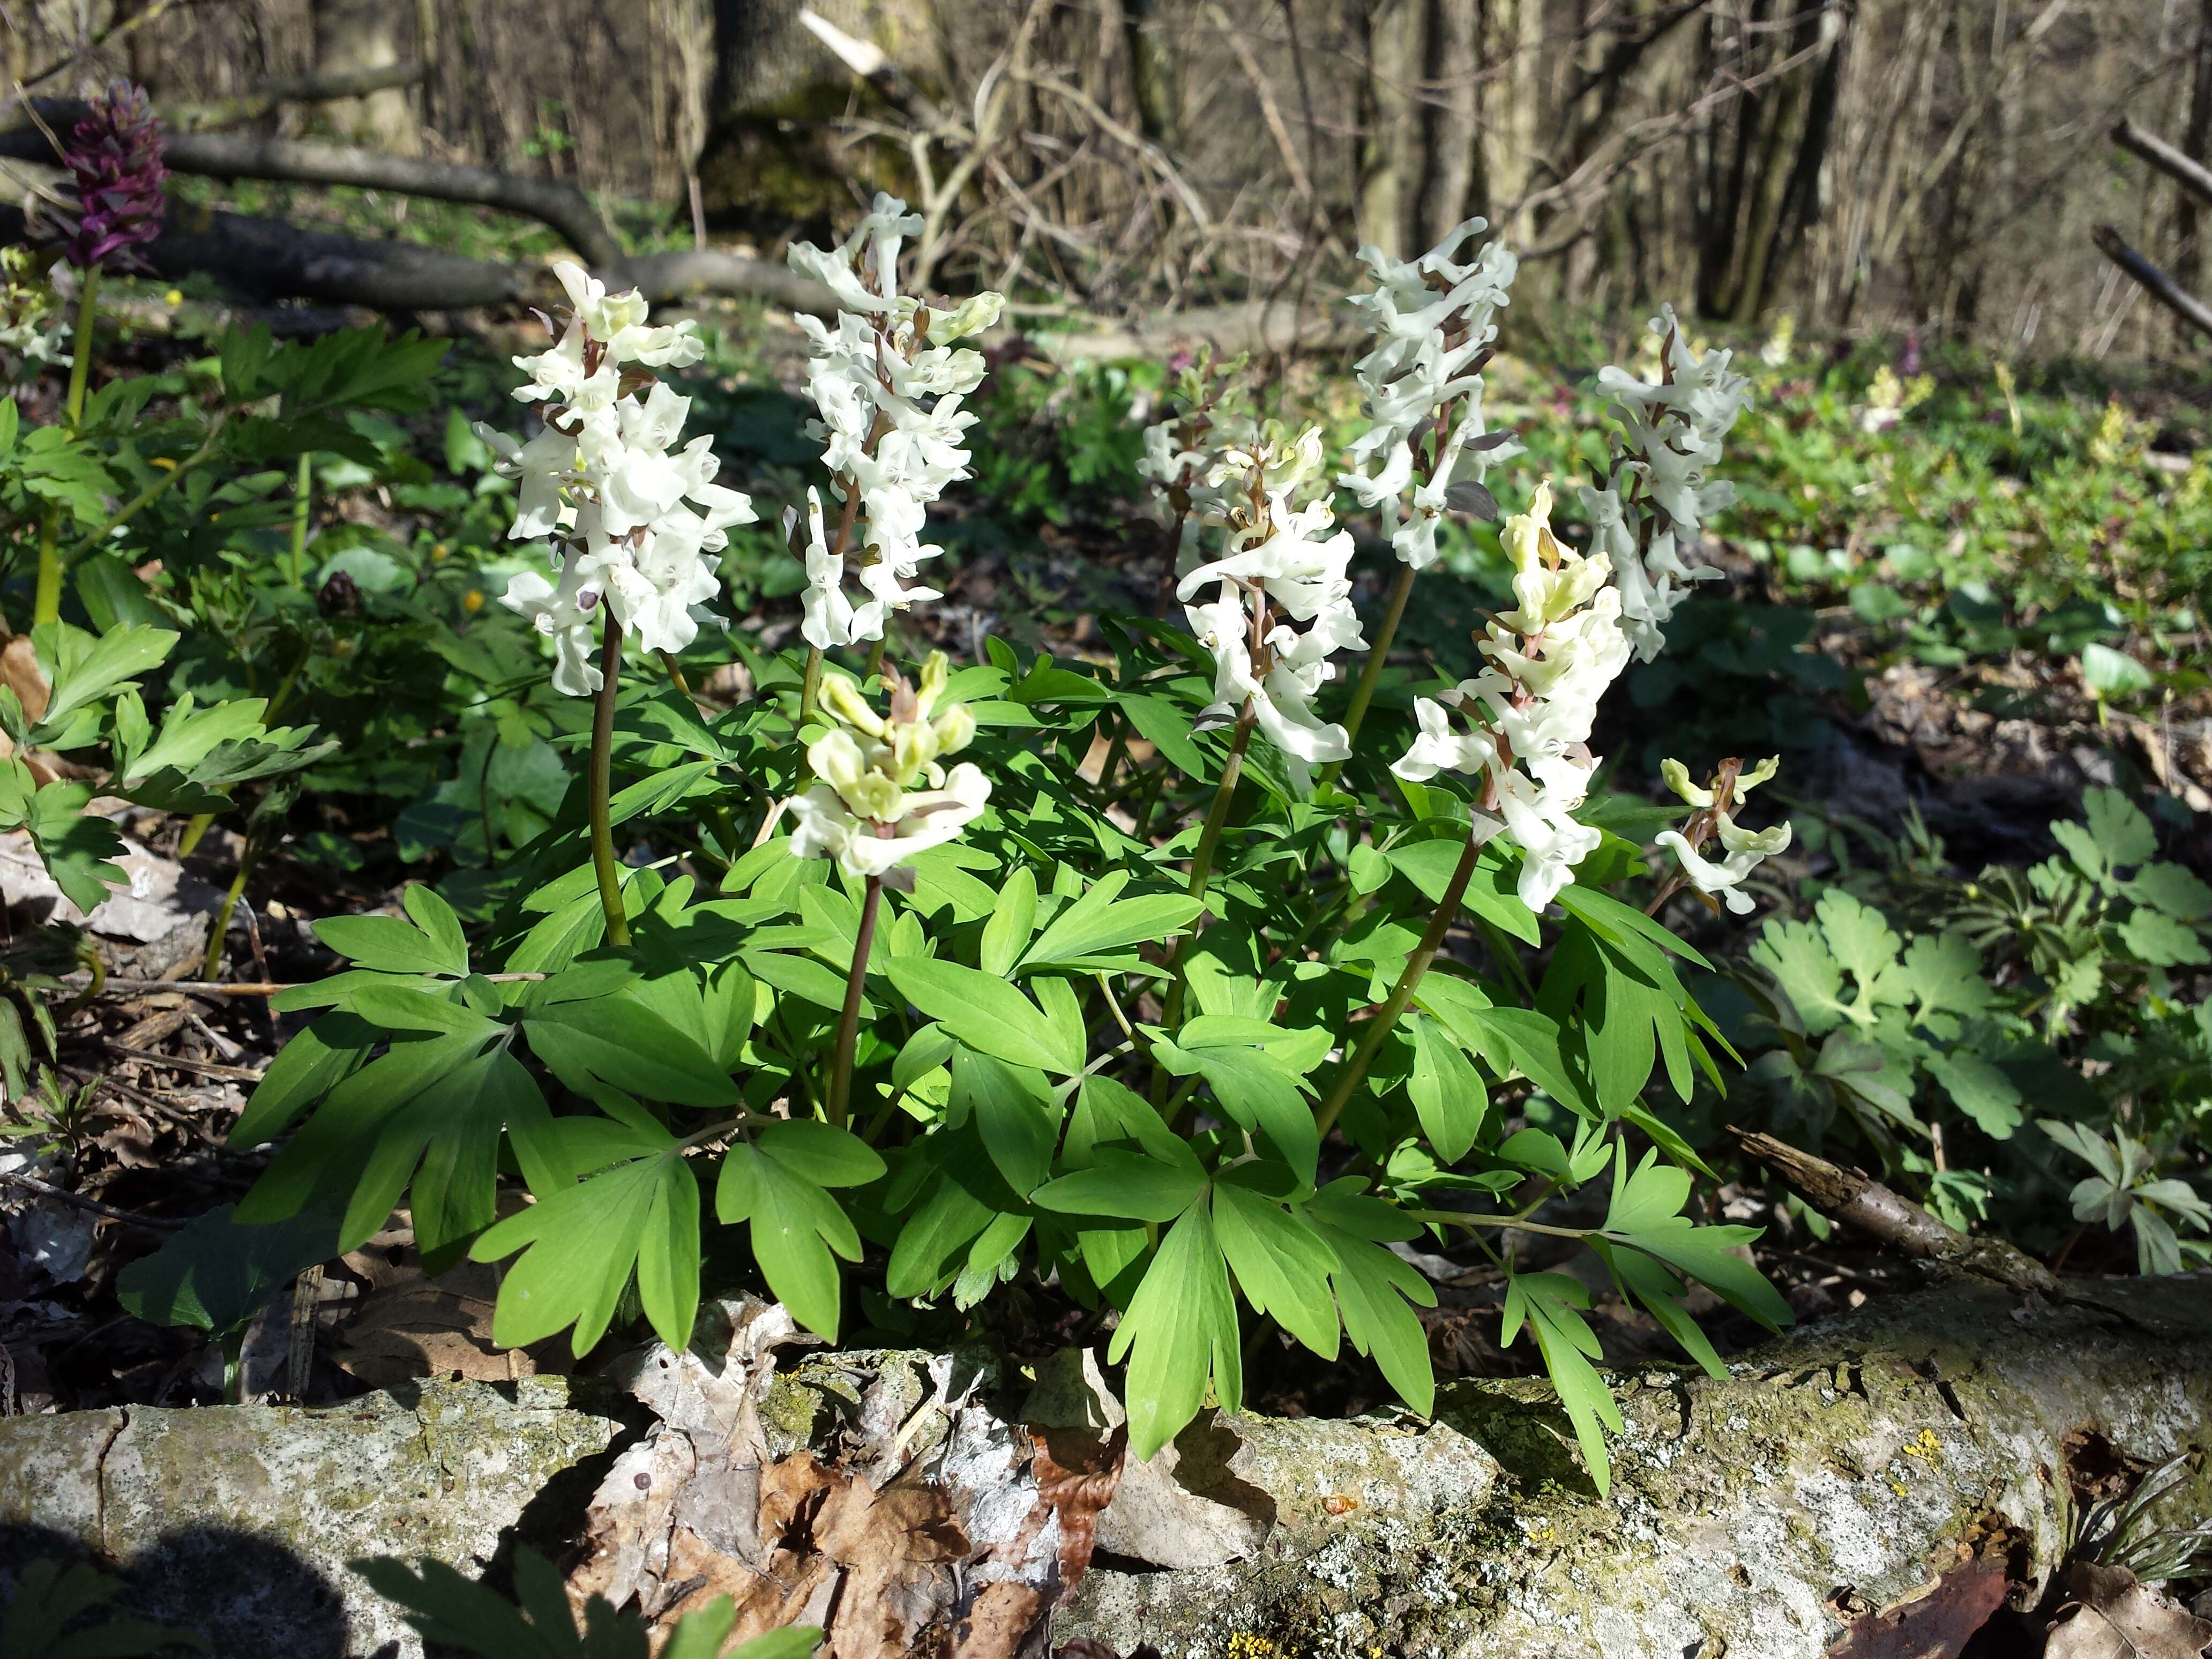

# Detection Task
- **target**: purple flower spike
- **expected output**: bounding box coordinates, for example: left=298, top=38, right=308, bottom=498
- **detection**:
left=61, top=80, right=168, bottom=274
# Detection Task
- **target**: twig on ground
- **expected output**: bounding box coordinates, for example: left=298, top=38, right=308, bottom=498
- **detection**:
left=0, top=1169, right=184, bottom=1230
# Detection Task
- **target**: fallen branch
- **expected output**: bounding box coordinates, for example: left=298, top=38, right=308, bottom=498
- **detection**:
left=1, top=203, right=526, bottom=311
left=2113, top=115, right=2212, bottom=211
left=3, top=99, right=625, bottom=270
left=2091, top=223, right=2212, bottom=342
left=162, top=64, right=427, bottom=134
left=1732, top=1127, right=2062, bottom=1296
left=0, top=1168, right=184, bottom=1231
left=1023, top=295, right=1361, bottom=362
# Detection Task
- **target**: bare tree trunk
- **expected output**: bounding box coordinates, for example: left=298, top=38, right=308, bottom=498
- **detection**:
left=312, top=0, right=422, bottom=155
left=1478, top=0, right=1546, bottom=243
left=2173, top=0, right=2212, bottom=341
left=1354, top=0, right=1422, bottom=256
left=1416, top=0, right=1481, bottom=245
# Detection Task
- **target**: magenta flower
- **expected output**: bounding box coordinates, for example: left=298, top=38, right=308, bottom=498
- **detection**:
left=61, top=80, right=168, bottom=274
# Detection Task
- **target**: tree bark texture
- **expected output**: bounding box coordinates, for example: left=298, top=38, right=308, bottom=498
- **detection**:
left=2, top=1275, right=2208, bottom=1658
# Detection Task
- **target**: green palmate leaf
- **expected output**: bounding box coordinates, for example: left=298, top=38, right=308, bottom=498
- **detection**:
left=27, top=621, right=178, bottom=743
left=1120, top=693, right=1212, bottom=782
left=1896, top=931, right=1997, bottom=1022
left=475, top=1142, right=698, bottom=1353
left=1108, top=1200, right=1242, bottom=1460
left=753, top=1119, right=885, bottom=1188
left=1211, top=1183, right=1341, bottom=1358
left=1386, top=839, right=1541, bottom=945
left=523, top=993, right=737, bottom=1108
left=227, top=1012, right=375, bottom=1145
left=2125, top=861, right=2212, bottom=922
left=716, top=1140, right=863, bottom=1338
left=1018, top=869, right=1203, bottom=970
left=0, top=1556, right=209, bottom=1657
left=1406, top=1012, right=1486, bottom=1162
left=1312, top=1216, right=1435, bottom=1415
left=1601, top=1244, right=1724, bottom=1377
left=979, top=865, right=1038, bottom=976
left=116, top=1204, right=339, bottom=1338
left=315, top=911, right=469, bottom=978
left=241, top=1035, right=567, bottom=1258
left=1152, top=1035, right=1319, bottom=1187
left=887, top=958, right=1078, bottom=1073
left=1922, top=1051, right=2023, bottom=1138
left=1066, top=1074, right=1204, bottom=1171
left=23, top=782, right=127, bottom=912
left=2117, top=907, right=2210, bottom=967
left=1033, top=1148, right=1204, bottom=1221
left=950, top=1045, right=1060, bottom=1195
left=357, top=1545, right=823, bottom=1659
left=1601, top=1148, right=1792, bottom=1332
left=1500, top=1269, right=1622, bottom=1494
left=884, top=1152, right=1003, bottom=1299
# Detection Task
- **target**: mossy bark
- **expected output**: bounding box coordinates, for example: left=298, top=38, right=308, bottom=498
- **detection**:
left=1, top=1277, right=2207, bottom=1658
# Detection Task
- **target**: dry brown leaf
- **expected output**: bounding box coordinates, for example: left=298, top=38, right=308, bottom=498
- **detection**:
left=333, top=1259, right=566, bottom=1387
left=1031, top=1423, right=1126, bottom=1603
left=1825, top=1556, right=2010, bottom=1657
left=2044, top=1562, right=2212, bottom=1659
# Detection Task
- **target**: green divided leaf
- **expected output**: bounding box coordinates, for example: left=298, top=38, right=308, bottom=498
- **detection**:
left=716, top=1140, right=863, bottom=1339
left=1500, top=1269, right=1621, bottom=1494
left=1108, top=1200, right=1241, bottom=1460
left=475, top=1142, right=698, bottom=1353
left=117, top=1204, right=338, bottom=1338
left=1406, top=1012, right=1486, bottom=1163
left=887, top=958, right=1079, bottom=1073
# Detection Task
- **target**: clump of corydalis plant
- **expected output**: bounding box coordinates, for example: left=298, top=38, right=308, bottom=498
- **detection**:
left=1579, top=306, right=1751, bottom=663
left=783, top=196, right=1004, bottom=650
left=1393, top=481, right=1631, bottom=910
left=1137, top=348, right=1253, bottom=596
left=487, top=262, right=755, bottom=692
left=58, top=80, right=168, bottom=273
left=1653, top=756, right=1791, bottom=914
left=787, top=652, right=989, bottom=885
left=0, top=249, right=68, bottom=380
left=1336, top=215, right=1520, bottom=572
left=1175, top=425, right=1365, bottom=785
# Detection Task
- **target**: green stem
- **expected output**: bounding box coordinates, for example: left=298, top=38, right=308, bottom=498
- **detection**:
left=32, top=509, right=62, bottom=629
left=799, top=645, right=825, bottom=730
left=63, top=265, right=100, bottom=429
left=36, top=271, right=105, bottom=627
left=826, top=875, right=883, bottom=1128
left=589, top=621, right=631, bottom=948
left=201, top=836, right=264, bottom=980
left=1321, top=560, right=1416, bottom=788
left=1405, top=1207, right=1587, bottom=1242
left=287, top=450, right=313, bottom=589
left=1186, top=703, right=1256, bottom=901
left=1312, top=832, right=1482, bottom=1140
left=61, top=413, right=233, bottom=566
left=864, top=633, right=888, bottom=683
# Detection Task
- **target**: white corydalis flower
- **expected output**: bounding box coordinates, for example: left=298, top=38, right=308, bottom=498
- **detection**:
left=1654, top=754, right=1789, bottom=913
left=1391, top=482, right=1632, bottom=911
left=786, top=196, right=1003, bottom=647
left=1338, top=217, right=1520, bottom=572
left=1176, top=432, right=1365, bottom=787
left=784, top=652, right=991, bottom=882
left=1587, top=305, right=1752, bottom=662
left=488, top=260, right=756, bottom=687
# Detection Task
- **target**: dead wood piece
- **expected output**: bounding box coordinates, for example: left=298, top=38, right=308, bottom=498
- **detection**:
left=163, top=65, right=429, bottom=133
left=104, top=1038, right=263, bottom=1083
left=2091, top=224, right=2212, bottom=342
left=0, top=1168, right=183, bottom=1230
left=618, top=249, right=839, bottom=317
left=2113, top=117, right=2212, bottom=213
left=1732, top=1128, right=2062, bottom=1296
left=4, top=100, right=624, bottom=271
left=1025, top=294, right=1363, bottom=362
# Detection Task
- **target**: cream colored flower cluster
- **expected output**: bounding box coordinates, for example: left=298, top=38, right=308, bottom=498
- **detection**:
left=1654, top=756, right=1791, bottom=913
left=1579, top=306, right=1751, bottom=663
left=489, top=262, right=756, bottom=694
left=1393, top=483, right=1632, bottom=911
left=1336, top=217, right=1520, bottom=572
left=787, top=652, right=991, bottom=881
left=785, top=195, right=1004, bottom=651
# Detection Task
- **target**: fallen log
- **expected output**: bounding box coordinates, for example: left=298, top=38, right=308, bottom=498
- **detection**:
left=2092, top=223, right=2212, bottom=343
left=2, top=1273, right=2206, bottom=1658
left=0, top=203, right=525, bottom=311
left=160, top=64, right=428, bottom=134
left=3, top=99, right=626, bottom=272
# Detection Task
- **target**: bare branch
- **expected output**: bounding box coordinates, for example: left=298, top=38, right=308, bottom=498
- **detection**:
left=2092, top=223, right=2212, bottom=341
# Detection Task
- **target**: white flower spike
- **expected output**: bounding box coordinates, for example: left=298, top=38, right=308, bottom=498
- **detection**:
left=490, top=260, right=753, bottom=689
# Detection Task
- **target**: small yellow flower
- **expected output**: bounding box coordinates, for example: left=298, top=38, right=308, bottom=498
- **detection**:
left=462, top=588, right=485, bottom=614
left=163, top=289, right=183, bottom=307
left=152, top=457, right=178, bottom=472
left=431, top=541, right=450, bottom=561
